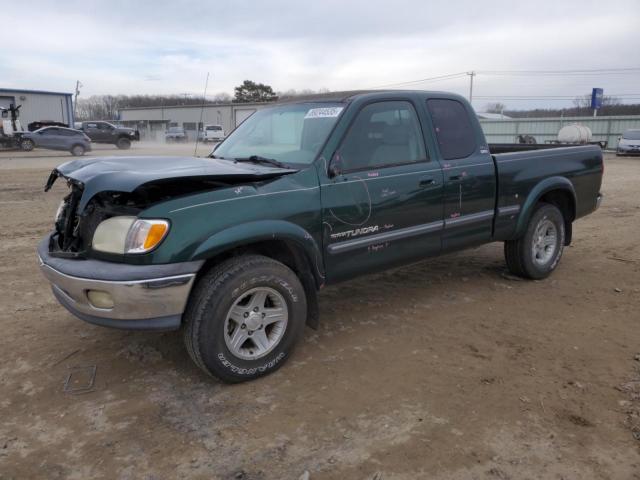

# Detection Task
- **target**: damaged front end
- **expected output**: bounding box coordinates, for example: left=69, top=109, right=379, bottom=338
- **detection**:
left=45, top=171, right=243, bottom=258
left=43, top=156, right=297, bottom=258
left=46, top=171, right=86, bottom=257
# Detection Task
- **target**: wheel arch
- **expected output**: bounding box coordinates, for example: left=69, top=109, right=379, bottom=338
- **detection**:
left=516, top=177, right=576, bottom=245
left=190, top=221, right=324, bottom=328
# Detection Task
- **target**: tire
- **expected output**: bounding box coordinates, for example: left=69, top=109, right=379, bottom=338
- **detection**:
left=504, top=203, right=565, bottom=280
left=21, top=139, right=35, bottom=151
left=183, top=255, right=307, bottom=383
left=116, top=137, right=131, bottom=149
left=70, top=144, right=86, bottom=156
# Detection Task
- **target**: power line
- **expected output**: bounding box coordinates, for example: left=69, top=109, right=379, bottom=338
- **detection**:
left=478, top=67, right=640, bottom=76
left=369, top=72, right=468, bottom=89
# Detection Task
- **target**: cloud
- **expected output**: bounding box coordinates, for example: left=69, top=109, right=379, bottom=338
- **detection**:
left=1, top=0, right=639, bottom=109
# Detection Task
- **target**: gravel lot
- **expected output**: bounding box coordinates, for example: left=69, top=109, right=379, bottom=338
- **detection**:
left=1, top=144, right=639, bottom=479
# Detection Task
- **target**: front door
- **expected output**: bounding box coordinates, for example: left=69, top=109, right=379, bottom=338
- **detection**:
left=84, top=122, right=101, bottom=141
left=321, top=100, right=444, bottom=283
left=426, top=98, right=496, bottom=251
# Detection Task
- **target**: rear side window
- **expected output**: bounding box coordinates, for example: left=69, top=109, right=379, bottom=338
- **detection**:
left=59, top=129, right=82, bottom=137
left=426, top=99, right=476, bottom=160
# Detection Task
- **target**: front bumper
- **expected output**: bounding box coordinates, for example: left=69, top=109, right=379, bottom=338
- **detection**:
left=38, top=236, right=203, bottom=330
left=617, top=147, right=640, bottom=155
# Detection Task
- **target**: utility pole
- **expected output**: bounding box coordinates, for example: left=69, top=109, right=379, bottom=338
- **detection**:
left=73, top=80, right=82, bottom=119
left=467, top=71, right=476, bottom=104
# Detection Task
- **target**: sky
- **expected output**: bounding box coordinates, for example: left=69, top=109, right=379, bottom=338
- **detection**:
left=2, top=0, right=639, bottom=110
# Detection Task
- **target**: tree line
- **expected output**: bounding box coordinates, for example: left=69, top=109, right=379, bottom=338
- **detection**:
left=75, top=81, right=640, bottom=121
left=484, top=95, right=640, bottom=118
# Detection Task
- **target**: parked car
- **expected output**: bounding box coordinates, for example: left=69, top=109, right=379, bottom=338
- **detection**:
left=21, top=127, right=91, bottom=156
left=165, top=126, right=188, bottom=143
left=616, top=129, right=640, bottom=156
left=76, top=121, right=139, bottom=149
left=204, top=124, right=225, bottom=142
left=39, top=90, right=603, bottom=383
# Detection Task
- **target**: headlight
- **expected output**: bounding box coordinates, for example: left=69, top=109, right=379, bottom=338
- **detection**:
left=92, top=216, right=169, bottom=254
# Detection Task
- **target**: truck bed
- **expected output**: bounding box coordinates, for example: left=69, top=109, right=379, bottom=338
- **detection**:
left=491, top=144, right=604, bottom=240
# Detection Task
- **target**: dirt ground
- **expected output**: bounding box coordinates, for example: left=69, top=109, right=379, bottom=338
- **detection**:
left=1, top=144, right=639, bottom=480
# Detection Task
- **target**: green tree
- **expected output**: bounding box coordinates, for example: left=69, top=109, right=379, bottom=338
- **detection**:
left=233, top=80, right=278, bottom=103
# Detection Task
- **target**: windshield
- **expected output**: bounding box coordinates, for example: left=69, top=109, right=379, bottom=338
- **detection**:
left=168, top=127, right=184, bottom=133
left=213, top=102, right=344, bottom=165
left=206, top=126, right=222, bottom=131
left=622, top=130, right=640, bottom=140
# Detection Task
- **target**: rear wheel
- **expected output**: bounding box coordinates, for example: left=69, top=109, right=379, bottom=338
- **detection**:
left=21, top=139, right=35, bottom=151
left=116, top=137, right=131, bottom=149
left=504, top=203, right=565, bottom=280
left=183, top=255, right=307, bottom=383
left=70, top=144, right=86, bottom=156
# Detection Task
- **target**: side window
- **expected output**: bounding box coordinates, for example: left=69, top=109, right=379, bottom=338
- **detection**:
left=41, top=128, right=57, bottom=136
left=426, top=99, right=476, bottom=160
left=336, top=101, right=426, bottom=172
left=59, top=129, right=79, bottom=137
left=86, top=123, right=97, bottom=129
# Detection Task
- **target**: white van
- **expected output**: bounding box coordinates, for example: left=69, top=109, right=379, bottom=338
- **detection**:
left=204, top=124, right=225, bottom=142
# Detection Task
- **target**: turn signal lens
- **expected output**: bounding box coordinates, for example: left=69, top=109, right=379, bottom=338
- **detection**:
left=144, top=223, right=169, bottom=249
left=125, top=219, right=170, bottom=254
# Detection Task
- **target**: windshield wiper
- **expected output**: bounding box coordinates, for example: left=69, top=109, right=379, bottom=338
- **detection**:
left=234, top=155, right=288, bottom=169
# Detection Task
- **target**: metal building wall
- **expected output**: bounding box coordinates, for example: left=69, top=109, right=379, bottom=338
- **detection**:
left=0, top=90, right=73, bottom=127
left=479, top=115, right=640, bottom=149
left=119, top=103, right=268, bottom=141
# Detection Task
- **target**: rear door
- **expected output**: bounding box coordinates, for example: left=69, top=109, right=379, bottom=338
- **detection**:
left=321, top=100, right=444, bottom=282
left=36, top=128, right=63, bottom=149
left=426, top=98, right=496, bottom=251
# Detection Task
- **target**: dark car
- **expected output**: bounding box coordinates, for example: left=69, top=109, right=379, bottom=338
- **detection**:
left=21, top=127, right=91, bottom=156
left=77, top=121, right=139, bottom=149
left=165, top=126, right=188, bottom=143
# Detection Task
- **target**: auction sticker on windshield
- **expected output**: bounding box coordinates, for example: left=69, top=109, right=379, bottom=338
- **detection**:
left=304, top=107, right=343, bottom=119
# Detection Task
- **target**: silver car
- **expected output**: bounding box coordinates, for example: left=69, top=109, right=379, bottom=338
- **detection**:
left=617, top=129, right=640, bottom=156
left=21, top=127, right=92, bottom=156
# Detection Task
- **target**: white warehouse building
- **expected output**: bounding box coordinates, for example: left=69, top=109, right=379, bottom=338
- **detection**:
left=0, top=88, right=74, bottom=128
left=118, top=102, right=270, bottom=141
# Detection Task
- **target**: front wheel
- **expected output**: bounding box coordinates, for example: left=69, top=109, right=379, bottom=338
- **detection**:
left=21, top=139, right=35, bottom=151
left=183, top=255, right=307, bottom=383
left=504, top=203, right=565, bottom=280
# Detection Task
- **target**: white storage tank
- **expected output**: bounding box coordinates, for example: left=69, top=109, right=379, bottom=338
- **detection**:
left=558, top=124, right=592, bottom=144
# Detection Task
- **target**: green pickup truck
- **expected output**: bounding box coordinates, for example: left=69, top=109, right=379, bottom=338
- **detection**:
left=38, top=90, right=603, bottom=382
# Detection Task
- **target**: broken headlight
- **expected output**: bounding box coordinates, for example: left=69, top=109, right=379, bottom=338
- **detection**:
left=92, top=216, right=169, bottom=254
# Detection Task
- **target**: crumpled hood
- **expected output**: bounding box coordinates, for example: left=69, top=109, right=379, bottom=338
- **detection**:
left=45, top=156, right=297, bottom=211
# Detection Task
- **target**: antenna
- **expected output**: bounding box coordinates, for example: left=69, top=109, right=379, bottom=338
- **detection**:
left=194, top=72, right=210, bottom=156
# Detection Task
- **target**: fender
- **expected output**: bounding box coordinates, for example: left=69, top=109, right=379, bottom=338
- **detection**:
left=515, top=176, right=576, bottom=238
left=190, top=220, right=325, bottom=283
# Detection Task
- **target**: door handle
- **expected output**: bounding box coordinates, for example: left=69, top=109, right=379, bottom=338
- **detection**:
left=419, top=178, right=437, bottom=187
left=449, top=175, right=462, bottom=182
